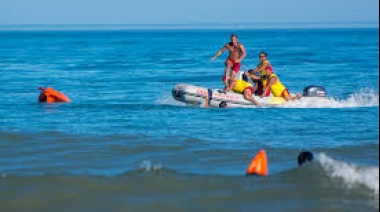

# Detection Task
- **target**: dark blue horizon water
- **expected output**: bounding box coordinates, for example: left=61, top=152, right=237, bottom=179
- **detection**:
left=0, top=28, right=379, bottom=211
left=0, top=23, right=378, bottom=31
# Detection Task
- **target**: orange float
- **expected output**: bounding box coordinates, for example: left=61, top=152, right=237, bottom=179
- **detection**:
left=246, top=150, right=268, bottom=176
left=38, top=87, right=71, bottom=103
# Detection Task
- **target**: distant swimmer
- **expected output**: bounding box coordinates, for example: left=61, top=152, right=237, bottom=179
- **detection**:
left=298, top=151, right=314, bottom=166
left=262, top=68, right=302, bottom=101
left=244, top=52, right=273, bottom=96
left=38, top=87, right=71, bottom=103
left=211, top=34, right=247, bottom=92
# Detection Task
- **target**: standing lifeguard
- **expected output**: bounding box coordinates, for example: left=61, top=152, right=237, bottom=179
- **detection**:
left=211, top=34, right=247, bottom=92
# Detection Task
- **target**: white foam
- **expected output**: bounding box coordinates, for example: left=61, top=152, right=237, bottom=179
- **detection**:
left=155, top=93, right=186, bottom=107
left=319, top=153, right=379, bottom=196
left=284, top=88, right=379, bottom=108
left=140, top=160, right=163, bottom=172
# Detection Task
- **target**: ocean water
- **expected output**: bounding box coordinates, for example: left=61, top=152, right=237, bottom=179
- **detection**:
left=0, top=28, right=379, bottom=211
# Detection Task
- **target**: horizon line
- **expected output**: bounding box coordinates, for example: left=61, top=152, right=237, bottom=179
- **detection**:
left=0, top=22, right=378, bottom=31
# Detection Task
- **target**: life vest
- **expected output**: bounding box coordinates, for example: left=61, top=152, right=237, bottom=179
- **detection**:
left=258, top=60, right=271, bottom=77
left=259, top=61, right=273, bottom=94
left=38, top=87, right=71, bottom=103
left=268, top=74, right=287, bottom=97
left=233, top=79, right=252, bottom=94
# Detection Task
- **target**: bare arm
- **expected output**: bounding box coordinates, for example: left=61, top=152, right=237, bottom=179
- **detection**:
left=236, top=44, right=247, bottom=63
left=211, top=44, right=228, bottom=60
left=204, top=91, right=211, bottom=108
left=244, top=71, right=261, bottom=80
left=253, top=63, right=269, bottom=75
left=204, top=98, right=209, bottom=108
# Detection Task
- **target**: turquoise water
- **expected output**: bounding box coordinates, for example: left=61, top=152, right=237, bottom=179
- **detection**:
left=0, top=28, right=379, bottom=211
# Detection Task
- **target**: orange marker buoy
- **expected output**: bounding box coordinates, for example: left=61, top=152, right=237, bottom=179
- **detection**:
left=246, top=150, right=268, bottom=176
left=38, top=87, right=71, bottom=103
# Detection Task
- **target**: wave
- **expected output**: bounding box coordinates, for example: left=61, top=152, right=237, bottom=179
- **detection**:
left=140, top=160, right=164, bottom=172
left=319, top=153, right=379, bottom=196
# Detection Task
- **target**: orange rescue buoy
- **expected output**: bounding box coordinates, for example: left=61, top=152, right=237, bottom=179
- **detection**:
left=38, top=87, right=71, bottom=103
left=246, top=150, right=268, bottom=176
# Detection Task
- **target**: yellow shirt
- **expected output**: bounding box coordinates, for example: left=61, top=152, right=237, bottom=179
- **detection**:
left=258, top=60, right=271, bottom=88
left=258, top=60, right=270, bottom=76
left=268, top=74, right=286, bottom=97
left=233, top=80, right=252, bottom=94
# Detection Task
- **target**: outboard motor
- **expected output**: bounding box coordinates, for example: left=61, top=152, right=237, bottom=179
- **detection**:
left=303, top=86, right=326, bottom=97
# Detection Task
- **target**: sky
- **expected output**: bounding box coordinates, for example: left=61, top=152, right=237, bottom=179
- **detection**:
left=0, top=0, right=379, bottom=25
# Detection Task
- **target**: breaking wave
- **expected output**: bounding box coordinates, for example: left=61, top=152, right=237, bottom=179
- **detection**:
left=319, top=153, right=379, bottom=196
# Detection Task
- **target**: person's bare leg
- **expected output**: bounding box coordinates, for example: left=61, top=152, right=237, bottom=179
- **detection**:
left=226, top=80, right=237, bottom=92
left=224, top=61, right=233, bottom=88
left=244, top=89, right=262, bottom=107
left=294, top=93, right=302, bottom=100
left=284, top=95, right=293, bottom=101
left=203, top=93, right=210, bottom=108
left=284, top=93, right=302, bottom=101
left=226, top=71, right=238, bottom=91
left=282, top=90, right=294, bottom=101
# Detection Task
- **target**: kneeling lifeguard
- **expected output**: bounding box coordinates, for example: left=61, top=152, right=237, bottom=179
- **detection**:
left=262, top=69, right=302, bottom=101
left=223, top=76, right=262, bottom=106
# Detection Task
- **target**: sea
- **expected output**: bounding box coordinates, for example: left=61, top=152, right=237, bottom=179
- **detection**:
left=0, top=26, right=379, bottom=212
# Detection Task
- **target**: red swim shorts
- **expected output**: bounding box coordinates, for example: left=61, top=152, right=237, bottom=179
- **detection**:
left=281, top=89, right=291, bottom=99
left=245, top=86, right=254, bottom=93
left=226, top=58, right=241, bottom=73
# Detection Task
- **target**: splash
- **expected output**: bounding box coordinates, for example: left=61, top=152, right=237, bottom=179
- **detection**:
left=155, top=93, right=186, bottom=107
left=346, top=88, right=379, bottom=106
left=319, top=153, right=379, bottom=196
left=140, top=160, right=163, bottom=172
left=284, top=88, right=379, bottom=109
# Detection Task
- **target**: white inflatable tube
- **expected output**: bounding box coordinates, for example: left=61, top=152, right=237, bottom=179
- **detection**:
left=172, top=84, right=326, bottom=108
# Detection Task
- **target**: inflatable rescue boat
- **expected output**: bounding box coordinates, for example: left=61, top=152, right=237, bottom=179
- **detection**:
left=172, top=73, right=326, bottom=108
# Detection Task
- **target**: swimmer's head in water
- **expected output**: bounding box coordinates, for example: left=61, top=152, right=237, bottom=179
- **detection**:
left=219, top=101, right=228, bottom=108
left=298, top=151, right=314, bottom=166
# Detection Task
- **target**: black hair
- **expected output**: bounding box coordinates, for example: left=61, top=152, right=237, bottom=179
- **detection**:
left=230, top=34, right=238, bottom=39
left=259, top=51, right=268, bottom=57
left=219, top=101, right=227, bottom=108
left=298, top=151, right=314, bottom=166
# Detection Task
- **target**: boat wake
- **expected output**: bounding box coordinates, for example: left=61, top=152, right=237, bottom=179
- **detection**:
left=283, top=88, right=379, bottom=109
